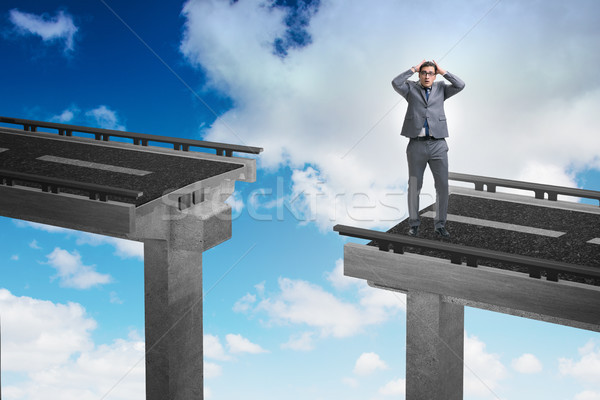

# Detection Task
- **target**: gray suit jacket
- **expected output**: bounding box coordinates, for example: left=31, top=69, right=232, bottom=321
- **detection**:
left=392, top=69, right=465, bottom=138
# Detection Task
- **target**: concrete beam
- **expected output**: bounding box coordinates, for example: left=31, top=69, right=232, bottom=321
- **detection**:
left=0, top=185, right=135, bottom=237
left=344, top=242, right=600, bottom=332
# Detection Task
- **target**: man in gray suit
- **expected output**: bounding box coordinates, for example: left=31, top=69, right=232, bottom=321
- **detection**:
left=392, top=60, right=465, bottom=238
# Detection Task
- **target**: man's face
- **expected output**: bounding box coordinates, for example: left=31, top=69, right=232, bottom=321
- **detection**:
left=419, top=66, right=436, bottom=88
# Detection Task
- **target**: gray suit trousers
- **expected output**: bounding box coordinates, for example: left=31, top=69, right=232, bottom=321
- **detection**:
left=406, top=138, right=449, bottom=229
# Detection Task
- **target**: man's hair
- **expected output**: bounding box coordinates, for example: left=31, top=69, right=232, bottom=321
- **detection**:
left=419, top=61, right=437, bottom=72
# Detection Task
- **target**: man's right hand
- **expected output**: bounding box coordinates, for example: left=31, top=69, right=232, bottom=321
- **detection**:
left=412, top=59, right=426, bottom=73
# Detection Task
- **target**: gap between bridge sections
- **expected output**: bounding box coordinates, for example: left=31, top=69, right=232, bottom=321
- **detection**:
left=420, top=211, right=566, bottom=238
left=37, top=155, right=153, bottom=176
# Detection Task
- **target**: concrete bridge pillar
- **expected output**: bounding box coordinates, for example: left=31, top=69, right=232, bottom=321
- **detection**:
left=406, top=291, right=464, bottom=400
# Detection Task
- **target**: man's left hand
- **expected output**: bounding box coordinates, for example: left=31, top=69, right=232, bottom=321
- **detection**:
left=433, top=60, right=447, bottom=75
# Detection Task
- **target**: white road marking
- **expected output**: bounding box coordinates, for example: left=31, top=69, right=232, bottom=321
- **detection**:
left=37, top=155, right=152, bottom=176
left=0, top=148, right=9, bottom=153
left=421, top=211, right=566, bottom=237
left=587, top=238, right=600, bottom=245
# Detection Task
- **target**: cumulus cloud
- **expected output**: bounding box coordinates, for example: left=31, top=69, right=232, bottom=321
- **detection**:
left=75, top=232, right=144, bottom=260
left=559, top=340, right=600, bottom=385
left=46, top=247, right=112, bottom=289
left=379, top=378, right=406, bottom=396
left=233, top=292, right=257, bottom=313
left=15, top=220, right=144, bottom=260
left=281, top=331, right=315, bottom=352
left=85, top=105, right=126, bottom=131
left=225, top=333, right=269, bottom=354
left=204, top=362, right=223, bottom=380
left=575, top=391, right=600, bottom=400
left=0, top=288, right=96, bottom=371
left=180, top=0, right=600, bottom=230
left=0, top=289, right=144, bottom=400
left=204, top=334, right=231, bottom=361
left=237, top=261, right=404, bottom=347
left=325, top=258, right=355, bottom=290
left=464, top=333, right=507, bottom=397
left=252, top=276, right=399, bottom=339
left=9, top=8, right=78, bottom=52
left=50, top=106, right=79, bottom=123
left=512, top=353, right=543, bottom=374
left=353, top=352, right=388, bottom=376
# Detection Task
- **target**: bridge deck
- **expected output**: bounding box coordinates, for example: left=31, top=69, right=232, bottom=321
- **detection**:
left=0, top=127, right=244, bottom=206
left=375, top=186, right=600, bottom=285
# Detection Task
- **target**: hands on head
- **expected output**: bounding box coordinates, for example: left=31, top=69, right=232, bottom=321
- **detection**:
left=413, top=59, right=426, bottom=73
left=433, top=60, right=446, bottom=76
left=413, top=59, right=447, bottom=75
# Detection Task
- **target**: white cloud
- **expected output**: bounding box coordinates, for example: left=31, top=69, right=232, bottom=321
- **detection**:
left=9, top=9, right=78, bottom=52
left=511, top=353, right=543, bottom=374
left=50, top=105, right=129, bottom=132
left=46, top=247, right=112, bottom=289
left=353, top=352, right=388, bottom=376
left=325, top=258, right=355, bottom=290
left=0, top=289, right=145, bottom=400
left=0, top=288, right=96, bottom=372
left=378, top=378, right=406, bottom=396
left=238, top=262, right=404, bottom=344
left=559, top=340, right=600, bottom=385
left=75, top=232, right=144, bottom=260
left=14, top=220, right=70, bottom=233
left=281, top=331, right=315, bottom=352
left=464, top=333, right=507, bottom=398
left=180, top=0, right=600, bottom=231
left=51, top=107, right=78, bottom=123
left=204, top=362, right=223, bottom=379
left=109, top=291, right=123, bottom=304
left=225, top=333, right=268, bottom=354
left=342, top=376, right=359, bottom=388
left=85, top=105, right=126, bottom=131
left=14, top=220, right=144, bottom=260
left=204, top=334, right=231, bottom=361
left=29, top=239, right=42, bottom=249
left=255, top=277, right=371, bottom=338
left=10, top=254, right=19, bottom=261
left=575, top=391, right=600, bottom=400
left=233, top=292, right=257, bottom=313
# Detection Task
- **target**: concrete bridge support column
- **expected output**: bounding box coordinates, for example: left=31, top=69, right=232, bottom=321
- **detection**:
left=406, top=291, right=464, bottom=400
left=144, top=237, right=203, bottom=400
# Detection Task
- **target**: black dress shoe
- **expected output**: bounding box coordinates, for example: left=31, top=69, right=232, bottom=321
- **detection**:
left=408, top=226, right=419, bottom=236
left=435, top=227, right=450, bottom=238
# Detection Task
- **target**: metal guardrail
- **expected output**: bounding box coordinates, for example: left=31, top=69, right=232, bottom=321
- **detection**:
left=449, top=172, right=600, bottom=206
left=0, top=169, right=142, bottom=202
left=0, top=116, right=263, bottom=156
left=333, top=224, right=600, bottom=283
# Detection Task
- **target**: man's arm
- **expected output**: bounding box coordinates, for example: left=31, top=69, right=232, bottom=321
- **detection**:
left=441, top=71, right=465, bottom=99
left=434, top=60, right=465, bottom=99
left=391, top=69, right=415, bottom=99
left=392, top=59, right=426, bottom=99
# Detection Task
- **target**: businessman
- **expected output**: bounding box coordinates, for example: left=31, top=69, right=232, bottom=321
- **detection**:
left=392, top=60, right=465, bottom=238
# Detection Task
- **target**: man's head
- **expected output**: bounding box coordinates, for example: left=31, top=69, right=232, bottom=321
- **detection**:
left=419, top=61, right=437, bottom=88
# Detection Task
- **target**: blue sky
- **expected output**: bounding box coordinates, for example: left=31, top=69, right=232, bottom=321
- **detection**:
left=1, top=0, right=600, bottom=399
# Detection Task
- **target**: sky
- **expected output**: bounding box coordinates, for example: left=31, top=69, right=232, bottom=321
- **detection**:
left=1, top=0, right=600, bottom=399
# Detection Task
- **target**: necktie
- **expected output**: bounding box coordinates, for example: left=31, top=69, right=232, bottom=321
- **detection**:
left=424, top=88, right=431, bottom=136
